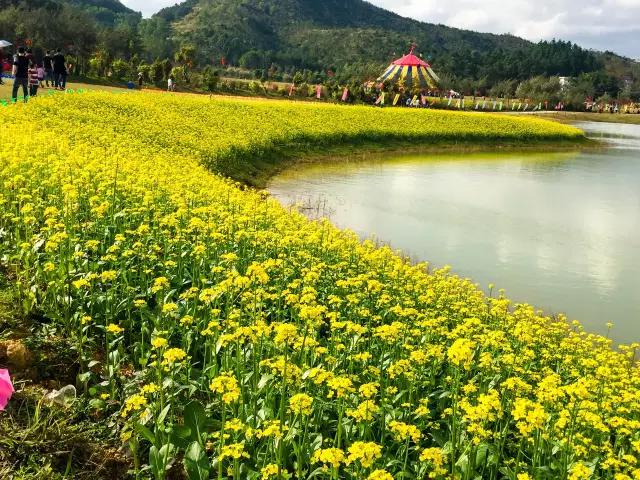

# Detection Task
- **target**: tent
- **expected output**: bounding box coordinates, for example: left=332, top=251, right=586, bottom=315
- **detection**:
left=377, top=45, right=439, bottom=90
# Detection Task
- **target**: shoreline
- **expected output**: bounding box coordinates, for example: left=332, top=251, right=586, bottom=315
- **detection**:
left=233, top=137, right=596, bottom=188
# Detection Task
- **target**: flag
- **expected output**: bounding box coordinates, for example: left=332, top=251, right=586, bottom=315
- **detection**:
left=421, top=94, right=427, bottom=105
left=393, top=93, right=401, bottom=106
left=482, top=100, right=487, bottom=109
left=316, top=85, right=322, bottom=99
left=341, top=87, right=349, bottom=102
left=447, top=95, right=453, bottom=106
left=492, top=100, right=497, bottom=110
left=375, top=92, right=386, bottom=105
left=289, top=84, right=295, bottom=97
left=456, top=99, right=462, bottom=109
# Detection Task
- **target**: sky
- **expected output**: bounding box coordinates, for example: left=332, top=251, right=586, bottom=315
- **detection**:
left=121, top=0, right=640, bottom=59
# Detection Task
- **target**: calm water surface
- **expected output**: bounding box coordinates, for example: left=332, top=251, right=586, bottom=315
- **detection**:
left=269, top=122, right=640, bottom=344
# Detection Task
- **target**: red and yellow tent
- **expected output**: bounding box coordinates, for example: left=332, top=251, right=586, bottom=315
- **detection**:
left=377, top=45, right=439, bottom=89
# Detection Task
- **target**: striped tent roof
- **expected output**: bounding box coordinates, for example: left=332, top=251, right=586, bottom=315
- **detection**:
left=377, top=45, right=440, bottom=89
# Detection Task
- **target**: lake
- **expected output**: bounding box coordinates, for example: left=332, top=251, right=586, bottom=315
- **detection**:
left=269, top=121, right=640, bottom=345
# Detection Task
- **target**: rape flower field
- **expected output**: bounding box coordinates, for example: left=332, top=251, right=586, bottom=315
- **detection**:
left=1, top=92, right=638, bottom=480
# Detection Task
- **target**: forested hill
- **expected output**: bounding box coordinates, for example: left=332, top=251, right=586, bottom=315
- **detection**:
left=153, top=0, right=602, bottom=82
left=1, top=0, right=637, bottom=97
left=0, top=0, right=139, bottom=26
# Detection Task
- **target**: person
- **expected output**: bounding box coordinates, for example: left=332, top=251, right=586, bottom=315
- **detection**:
left=0, top=50, right=5, bottom=85
left=168, top=75, right=175, bottom=92
left=28, top=60, right=39, bottom=97
left=11, top=46, right=29, bottom=102
left=37, top=62, right=45, bottom=88
left=138, top=72, right=144, bottom=89
left=53, top=48, right=67, bottom=90
left=43, top=50, right=54, bottom=87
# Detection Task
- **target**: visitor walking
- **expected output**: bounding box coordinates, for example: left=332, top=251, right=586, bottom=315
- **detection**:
left=37, top=62, right=45, bottom=88
left=28, top=60, right=39, bottom=97
left=11, top=46, right=29, bottom=102
left=43, top=50, right=54, bottom=87
left=53, top=48, right=67, bottom=90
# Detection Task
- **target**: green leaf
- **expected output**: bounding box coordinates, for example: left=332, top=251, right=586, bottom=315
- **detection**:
left=170, top=425, right=193, bottom=450
left=135, top=422, right=157, bottom=445
left=184, top=401, right=207, bottom=441
left=184, top=441, right=210, bottom=480
left=157, top=404, right=171, bottom=424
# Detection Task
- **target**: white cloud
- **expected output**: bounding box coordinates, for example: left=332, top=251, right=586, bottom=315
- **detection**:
left=370, top=0, right=640, bottom=57
left=120, top=0, right=640, bottom=58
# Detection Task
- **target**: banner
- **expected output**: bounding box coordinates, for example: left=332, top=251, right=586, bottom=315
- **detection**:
left=482, top=100, right=487, bottom=109
left=498, top=101, right=503, bottom=111
left=289, top=84, right=295, bottom=97
left=411, top=95, right=418, bottom=106
left=456, top=99, right=462, bottom=109
left=341, top=87, right=349, bottom=102
left=447, top=95, right=453, bottom=106
left=492, top=100, right=497, bottom=110
left=393, top=93, right=401, bottom=106
left=421, top=94, right=427, bottom=106
left=375, top=92, right=386, bottom=105
left=316, top=84, right=322, bottom=99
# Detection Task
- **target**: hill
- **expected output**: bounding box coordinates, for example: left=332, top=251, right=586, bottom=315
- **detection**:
left=153, top=0, right=604, bottom=83
left=0, top=0, right=139, bottom=25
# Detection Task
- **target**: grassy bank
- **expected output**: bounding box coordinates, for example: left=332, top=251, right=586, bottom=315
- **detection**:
left=1, top=91, right=637, bottom=480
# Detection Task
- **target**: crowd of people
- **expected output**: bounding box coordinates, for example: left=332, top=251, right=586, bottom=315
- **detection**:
left=1, top=46, right=70, bottom=102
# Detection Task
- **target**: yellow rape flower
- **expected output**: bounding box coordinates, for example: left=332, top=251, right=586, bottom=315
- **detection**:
left=210, top=373, right=240, bottom=404
left=346, top=441, right=382, bottom=468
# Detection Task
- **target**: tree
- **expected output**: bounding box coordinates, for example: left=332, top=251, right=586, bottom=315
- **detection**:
left=239, top=50, right=264, bottom=69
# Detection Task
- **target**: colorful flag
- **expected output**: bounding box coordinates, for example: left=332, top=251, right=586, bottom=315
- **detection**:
left=316, top=85, right=322, bottom=99
left=375, top=92, right=386, bottom=105
left=289, top=84, right=295, bottom=97
left=341, top=87, right=349, bottom=102
left=393, top=93, right=401, bottom=106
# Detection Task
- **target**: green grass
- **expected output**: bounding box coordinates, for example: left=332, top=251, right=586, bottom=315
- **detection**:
left=0, top=78, right=127, bottom=102
left=0, top=277, right=131, bottom=479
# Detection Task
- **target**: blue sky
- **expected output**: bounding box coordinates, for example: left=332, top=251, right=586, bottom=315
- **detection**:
left=121, top=0, right=640, bottom=59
